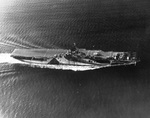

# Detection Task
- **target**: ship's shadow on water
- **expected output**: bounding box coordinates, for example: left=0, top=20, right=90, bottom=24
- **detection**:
left=6, top=63, right=150, bottom=118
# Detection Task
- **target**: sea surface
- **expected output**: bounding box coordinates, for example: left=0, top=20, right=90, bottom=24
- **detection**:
left=0, top=0, right=150, bottom=118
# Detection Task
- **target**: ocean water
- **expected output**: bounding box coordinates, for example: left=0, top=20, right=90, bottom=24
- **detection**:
left=0, top=0, right=150, bottom=118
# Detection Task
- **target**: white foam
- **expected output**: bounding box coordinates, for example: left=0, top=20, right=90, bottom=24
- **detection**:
left=0, top=53, right=25, bottom=64
left=29, top=64, right=101, bottom=71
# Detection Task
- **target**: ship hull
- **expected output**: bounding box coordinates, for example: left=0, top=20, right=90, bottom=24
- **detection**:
left=10, top=48, right=139, bottom=71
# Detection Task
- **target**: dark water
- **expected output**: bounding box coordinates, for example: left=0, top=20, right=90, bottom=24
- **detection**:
left=0, top=0, right=150, bottom=117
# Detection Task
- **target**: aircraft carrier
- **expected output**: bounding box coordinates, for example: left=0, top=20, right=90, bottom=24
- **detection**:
left=10, top=45, right=140, bottom=71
